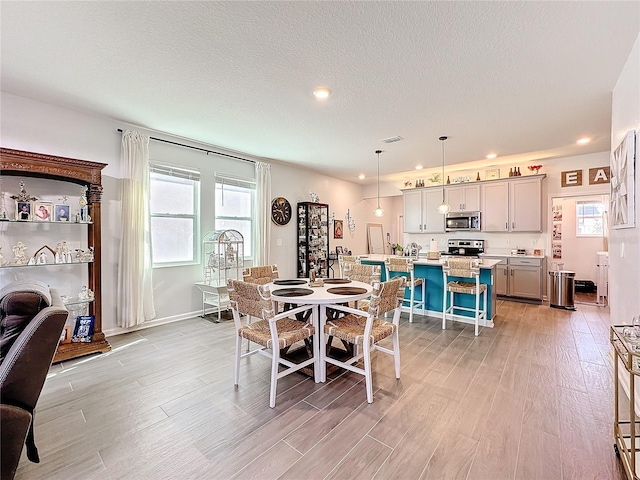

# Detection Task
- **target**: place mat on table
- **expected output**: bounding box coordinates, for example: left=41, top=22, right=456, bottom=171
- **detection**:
left=323, top=278, right=352, bottom=284
left=326, top=287, right=368, bottom=295
left=273, top=279, right=307, bottom=285
left=271, top=288, right=314, bottom=297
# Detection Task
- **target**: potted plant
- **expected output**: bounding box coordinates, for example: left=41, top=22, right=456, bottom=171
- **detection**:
left=392, top=244, right=404, bottom=255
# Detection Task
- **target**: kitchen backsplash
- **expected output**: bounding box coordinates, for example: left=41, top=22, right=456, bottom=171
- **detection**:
left=404, top=231, right=547, bottom=256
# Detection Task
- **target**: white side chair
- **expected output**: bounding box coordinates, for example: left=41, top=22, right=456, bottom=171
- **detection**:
left=227, top=279, right=319, bottom=408
left=323, top=276, right=406, bottom=403
left=442, top=258, right=487, bottom=336
left=385, top=257, right=425, bottom=323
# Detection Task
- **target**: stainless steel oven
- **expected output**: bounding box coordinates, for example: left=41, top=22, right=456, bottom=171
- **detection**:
left=445, top=211, right=481, bottom=232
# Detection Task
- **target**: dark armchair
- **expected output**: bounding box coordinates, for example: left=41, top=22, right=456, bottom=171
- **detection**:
left=0, top=281, right=68, bottom=480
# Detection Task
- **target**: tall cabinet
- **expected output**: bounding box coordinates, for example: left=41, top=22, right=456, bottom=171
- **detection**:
left=0, top=148, right=111, bottom=362
left=297, top=202, right=329, bottom=278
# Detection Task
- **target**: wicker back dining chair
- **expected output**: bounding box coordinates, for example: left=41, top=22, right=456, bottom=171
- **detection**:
left=322, top=276, right=406, bottom=403
left=227, top=279, right=318, bottom=408
left=342, top=263, right=381, bottom=311
left=243, top=264, right=279, bottom=284
left=385, top=257, right=425, bottom=323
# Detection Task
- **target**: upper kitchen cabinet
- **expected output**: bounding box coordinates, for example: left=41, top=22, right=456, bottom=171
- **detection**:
left=481, top=175, right=545, bottom=232
left=403, top=188, right=445, bottom=233
left=445, top=184, right=480, bottom=212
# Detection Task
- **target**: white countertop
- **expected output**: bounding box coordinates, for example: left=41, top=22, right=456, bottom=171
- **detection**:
left=479, top=253, right=545, bottom=259
left=357, top=254, right=502, bottom=269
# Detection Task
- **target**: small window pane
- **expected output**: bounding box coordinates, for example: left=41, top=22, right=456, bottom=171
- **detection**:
left=215, top=185, right=252, bottom=217
left=151, top=217, right=194, bottom=263
left=151, top=173, right=195, bottom=215
left=576, top=201, right=605, bottom=237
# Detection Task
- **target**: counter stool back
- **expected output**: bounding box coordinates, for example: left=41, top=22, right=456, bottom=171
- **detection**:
left=442, top=258, right=487, bottom=336
left=385, top=257, right=425, bottom=322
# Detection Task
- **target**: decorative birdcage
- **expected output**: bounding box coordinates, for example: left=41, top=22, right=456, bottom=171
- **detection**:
left=202, top=230, right=244, bottom=286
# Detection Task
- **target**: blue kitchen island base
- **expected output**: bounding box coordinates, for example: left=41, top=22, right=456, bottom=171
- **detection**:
left=360, top=256, right=498, bottom=329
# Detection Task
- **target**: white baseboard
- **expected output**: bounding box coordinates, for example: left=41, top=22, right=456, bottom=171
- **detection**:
left=103, top=308, right=220, bottom=337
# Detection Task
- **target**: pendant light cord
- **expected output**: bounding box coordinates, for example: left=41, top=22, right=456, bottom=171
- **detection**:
left=376, top=150, right=382, bottom=207
left=439, top=136, right=447, bottom=202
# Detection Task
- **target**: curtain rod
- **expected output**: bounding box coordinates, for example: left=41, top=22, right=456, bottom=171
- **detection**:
left=117, top=129, right=255, bottom=164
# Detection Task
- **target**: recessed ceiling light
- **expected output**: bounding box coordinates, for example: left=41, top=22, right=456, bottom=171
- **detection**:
left=486, top=153, right=497, bottom=159
left=415, top=165, right=423, bottom=170
left=577, top=137, right=591, bottom=145
left=358, top=174, right=365, bottom=180
left=313, top=87, right=331, bottom=100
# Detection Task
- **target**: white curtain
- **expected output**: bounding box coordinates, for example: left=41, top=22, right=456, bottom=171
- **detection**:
left=253, top=162, right=271, bottom=266
left=117, top=130, right=156, bottom=327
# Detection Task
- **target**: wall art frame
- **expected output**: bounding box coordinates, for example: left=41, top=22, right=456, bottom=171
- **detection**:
left=610, top=130, right=636, bottom=229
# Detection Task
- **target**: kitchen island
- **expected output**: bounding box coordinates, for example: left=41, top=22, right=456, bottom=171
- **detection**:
left=358, top=254, right=502, bottom=329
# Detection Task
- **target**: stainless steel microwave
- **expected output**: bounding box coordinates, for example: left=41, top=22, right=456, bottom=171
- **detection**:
left=445, top=211, right=481, bottom=231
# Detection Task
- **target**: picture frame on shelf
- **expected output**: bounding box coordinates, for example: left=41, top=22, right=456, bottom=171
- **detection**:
left=485, top=168, right=500, bottom=180
left=54, top=204, right=70, bottom=222
left=335, top=246, right=343, bottom=255
left=34, top=201, right=53, bottom=222
left=72, top=315, right=95, bottom=343
left=16, top=201, right=32, bottom=221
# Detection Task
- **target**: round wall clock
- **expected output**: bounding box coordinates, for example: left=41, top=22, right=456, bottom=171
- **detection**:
left=271, top=197, right=292, bottom=225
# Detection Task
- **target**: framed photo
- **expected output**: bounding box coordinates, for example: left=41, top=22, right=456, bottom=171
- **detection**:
left=334, top=219, right=344, bottom=239
left=34, top=201, right=53, bottom=222
left=15, top=201, right=32, bottom=221
left=54, top=204, right=71, bottom=222
left=72, top=315, right=95, bottom=343
left=335, top=246, right=344, bottom=255
left=610, top=130, right=636, bottom=229
left=485, top=168, right=500, bottom=180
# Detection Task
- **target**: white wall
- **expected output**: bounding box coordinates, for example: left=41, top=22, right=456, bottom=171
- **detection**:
left=610, top=33, right=640, bottom=323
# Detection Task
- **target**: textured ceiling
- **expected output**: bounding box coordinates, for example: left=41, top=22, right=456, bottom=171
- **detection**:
left=1, top=1, right=639, bottom=184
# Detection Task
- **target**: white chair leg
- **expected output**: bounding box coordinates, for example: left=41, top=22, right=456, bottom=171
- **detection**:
left=421, top=281, right=426, bottom=316
left=409, top=285, right=415, bottom=323
left=364, top=343, right=373, bottom=403
left=442, top=282, right=448, bottom=329
left=234, top=334, right=242, bottom=386
left=270, top=348, right=279, bottom=408
left=475, top=288, right=480, bottom=337
left=392, top=330, right=401, bottom=379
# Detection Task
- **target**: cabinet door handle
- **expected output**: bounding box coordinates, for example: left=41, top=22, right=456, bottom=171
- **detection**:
left=512, top=222, right=515, bottom=229
left=419, top=224, right=422, bottom=231
left=511, top=269, right=514, bottom=276
left=505, top=222, right=508, bottom=230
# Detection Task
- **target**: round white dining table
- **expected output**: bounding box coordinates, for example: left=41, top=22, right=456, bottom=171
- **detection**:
left=266, top=279, right=373, bottom=383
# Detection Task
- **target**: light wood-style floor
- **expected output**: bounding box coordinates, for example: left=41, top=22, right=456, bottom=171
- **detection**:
left=16, top=300, right=627, bottom=480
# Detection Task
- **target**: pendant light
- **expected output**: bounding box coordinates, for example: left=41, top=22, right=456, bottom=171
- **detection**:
left=437, top=136, right=450, bottom=214
left=374, top=150, right=384, bottom=217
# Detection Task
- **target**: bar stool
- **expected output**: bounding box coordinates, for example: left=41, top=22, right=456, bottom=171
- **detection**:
left=385, top=257, right=425, bottom=323
left=442, top=258, right=487, bottom=336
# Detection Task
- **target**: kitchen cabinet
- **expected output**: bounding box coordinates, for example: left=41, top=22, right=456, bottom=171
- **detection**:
left=402, top=188, right=445, bottom=233
left=486, top=256, right=544, bottom=301
left=0, top=147, right=110, bottom=362
left=297, top=202, right=329, bottom=278
left=480, top=175, right=545, bottom=232
left=445, top=184, right=480, bottom=212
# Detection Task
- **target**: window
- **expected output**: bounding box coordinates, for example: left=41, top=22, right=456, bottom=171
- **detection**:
left=576, top=200, right=605, bottom=236
left=150, top=164, right=200, bottom=266
left=215, top=175, right=255, bottom=258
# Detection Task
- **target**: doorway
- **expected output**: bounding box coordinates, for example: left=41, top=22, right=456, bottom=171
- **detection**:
left=548, top=193, right=609, bottom=306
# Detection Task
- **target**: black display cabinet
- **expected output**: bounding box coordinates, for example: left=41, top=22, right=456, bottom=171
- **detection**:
left=297, top=202, right=330, bottom=278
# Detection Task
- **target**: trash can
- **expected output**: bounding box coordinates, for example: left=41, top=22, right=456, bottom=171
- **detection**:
left=549, top=270, right=576, bottom=310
